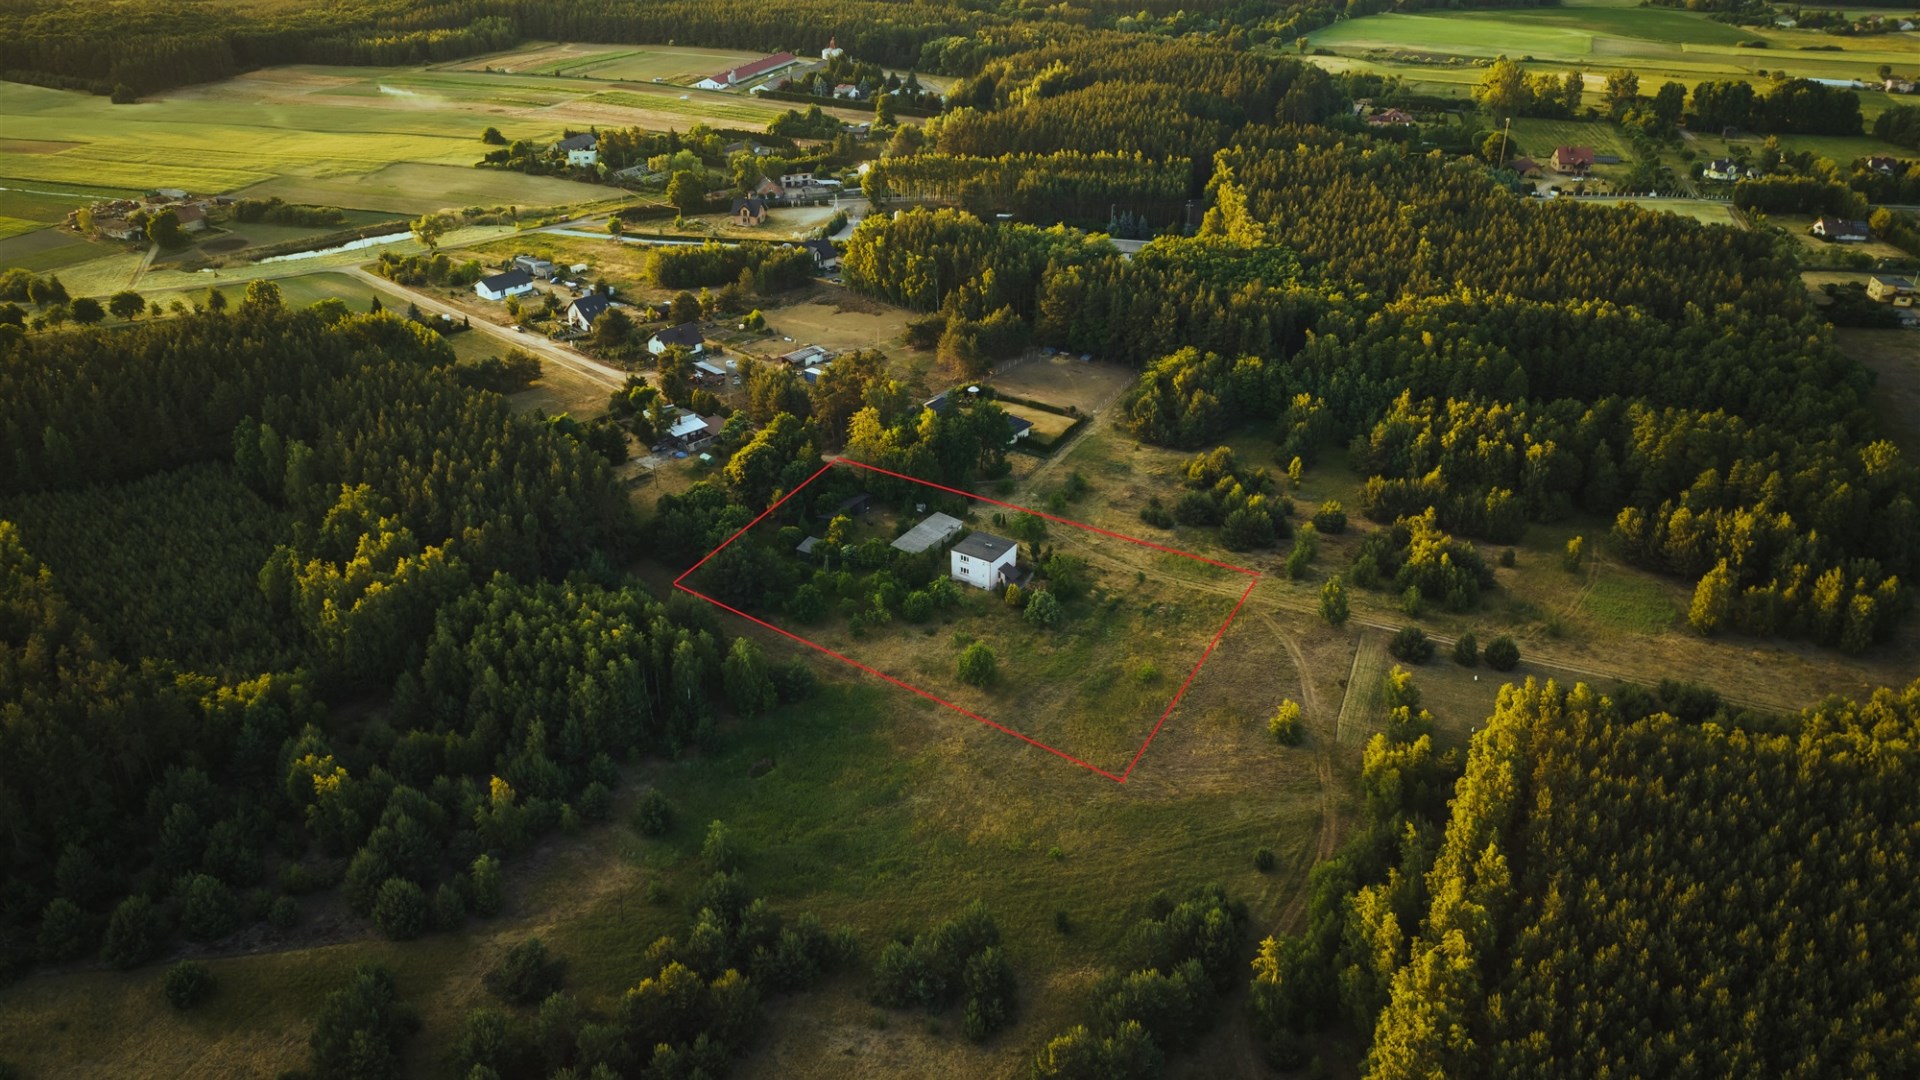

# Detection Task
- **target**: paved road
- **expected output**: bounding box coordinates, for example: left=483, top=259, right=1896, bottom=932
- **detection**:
left=343, top=267, right=632, bottom=391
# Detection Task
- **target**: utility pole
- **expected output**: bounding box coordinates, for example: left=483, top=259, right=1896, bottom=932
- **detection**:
left=1498, top=116, right=1513, bottom=171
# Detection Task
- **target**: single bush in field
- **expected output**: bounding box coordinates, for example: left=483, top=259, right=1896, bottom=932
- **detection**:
left=958, top=642, right=998, bottom=687
left=1484, top=635, right=1521, bottom=671
left=164, top=960, right=215, bottom=1010
left=632, top=789, right=674, bottom=837
left=1268, top=700, right=1304, bottom=746
left=1024, top=588, right=1061, bottom=628
left=1388, top=625, right=1434, bottom=663
left=1452, top=632, right=1479, bottom=666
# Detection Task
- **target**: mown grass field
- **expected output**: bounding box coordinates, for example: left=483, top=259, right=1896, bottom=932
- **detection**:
left=996, top=401, right=1080, bottom=445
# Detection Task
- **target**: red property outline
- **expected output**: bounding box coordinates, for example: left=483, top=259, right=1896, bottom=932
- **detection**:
left=672, top=457, right=1261, bottom=783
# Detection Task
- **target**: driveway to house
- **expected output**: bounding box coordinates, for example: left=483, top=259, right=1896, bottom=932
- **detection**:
left=343, top=267, right=633, bottom=391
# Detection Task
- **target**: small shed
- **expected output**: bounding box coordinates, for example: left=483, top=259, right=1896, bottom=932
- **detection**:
left=891, top=511, right=964, bottom=553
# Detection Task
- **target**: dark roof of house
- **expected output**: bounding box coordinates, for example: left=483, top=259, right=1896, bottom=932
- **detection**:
left=803, top=239, right=837, bottom=259
left=652, top=322, right=704, bottom=347
left=569, top=293, right=615, bottom=321
left=1508, top=156, right=1538, bottom=172
left=1872, top=274, right=1915, bottom=287
left=732, top=196, right=765, bottom=215
left=953, top=531, right=1016, bottom=562
left=1815, top=216, right=1869, bottom=234
left=1006, top=414, right=1033, bottom=435
left=1592, top=153, right=1622, bottom=165
left=478, top=269, right=533, bottom=291
left=923, top=391, right=952, bottom=415
left=556, top=133, right=598, bottom=151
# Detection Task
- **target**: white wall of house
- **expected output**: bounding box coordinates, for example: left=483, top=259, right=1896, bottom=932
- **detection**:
left=951, top=547, right=1017, bottom=590
left=568, top=148, right=599, bottom=167
left=475, top=280, right=534, bottom=301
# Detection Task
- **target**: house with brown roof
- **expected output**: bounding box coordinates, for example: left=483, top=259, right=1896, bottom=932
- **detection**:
left=1551, top=146, right=1595, bottom=174
left=1367, top=108, right=1414, bottom=126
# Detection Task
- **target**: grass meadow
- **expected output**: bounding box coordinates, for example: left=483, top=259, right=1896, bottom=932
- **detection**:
left=1303, top=0, right=1920, bottom=119
left=0, top=636, right=1339, bottom=1079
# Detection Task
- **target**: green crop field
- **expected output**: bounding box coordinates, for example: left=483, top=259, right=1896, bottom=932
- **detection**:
left=1510, top=117, right=1638, bottom=162
left=233, top=163, right=613, bottom=216
left=1303, top=1, right=1920, bottom=118
left=1585, top=196, right=1740, bottom=226
left=0, top=53, right=859, bottom=215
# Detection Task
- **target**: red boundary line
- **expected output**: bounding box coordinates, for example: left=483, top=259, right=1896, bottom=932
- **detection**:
left=671, top=457, right=1260, bottom=783
left=841, top=458, right=1261, bottom=577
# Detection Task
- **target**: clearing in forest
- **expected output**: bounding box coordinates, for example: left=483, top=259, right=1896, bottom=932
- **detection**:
left=675, top=458, right=1260, bottom=780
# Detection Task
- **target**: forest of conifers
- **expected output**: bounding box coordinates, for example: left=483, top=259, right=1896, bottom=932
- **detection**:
left=5, top=0, right=1920, bottom=1076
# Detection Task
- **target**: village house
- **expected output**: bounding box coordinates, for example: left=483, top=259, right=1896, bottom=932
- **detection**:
left=649, top=322, right=706, bottom=355
left=833, top=83, right=863, bottom=100
left=1005, top=414, right=1034, bottom=444
left=173, top=204, right=208, bottom=232
left=732, top=196, right=767, bottom=226
left=950, top=531, right=1019, bottom=591
left=1366, top=108, right=1413, bottom=127
left=802, top=239, right=840, bottom=270
left=749, top=176, right=783, bottom=201
left=1867, top=156, right=1904, bottom=175
left=665, top=412, right=724, bottom=450
left=1869, top=274, right=1916, bottom=305
left=1507, top=156, right=1542, bottom=178
left=692, top=359, right=728, bottom=385
left=565, top=293, right=617, bottom=332
left=693, top=52, right=800, bottom=91
left=1887, top=78, right=1916, bottom=94
left=474, top=269, right=536, bottom=301
left=780, top=172, right=815, bottom=190
left=820, top=36, right=845, bottom=61
left=555, top=133, right=599, bottom=167
left=1702, top=158, right=1757, bottom=182
left=1811, top=217, right=1872, bottom=242
left=1551, top=146, right=1595, bottom=175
